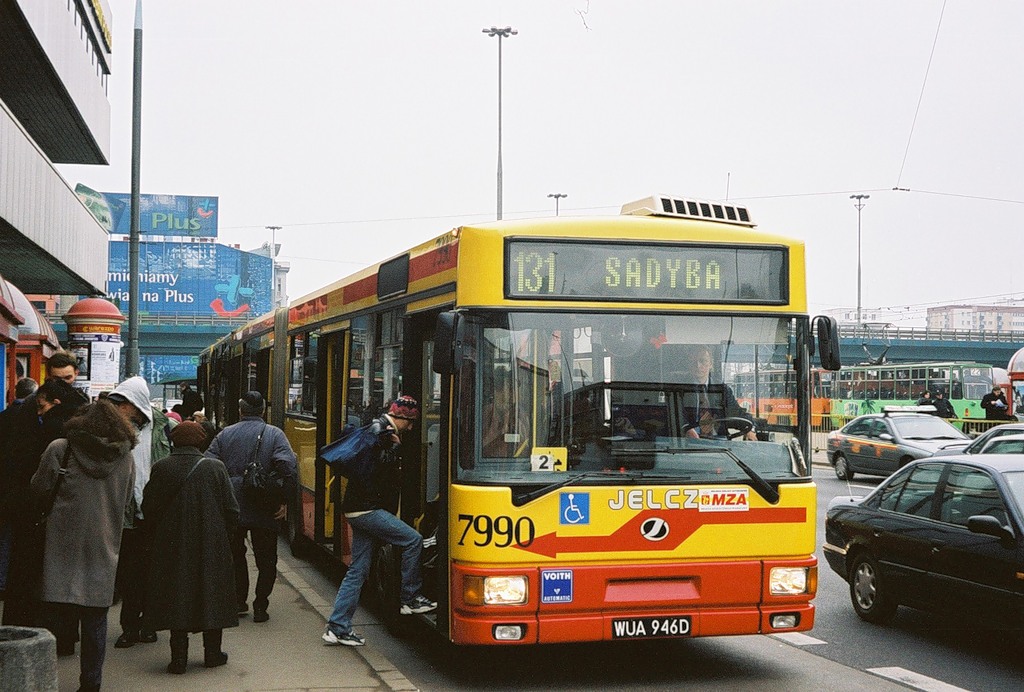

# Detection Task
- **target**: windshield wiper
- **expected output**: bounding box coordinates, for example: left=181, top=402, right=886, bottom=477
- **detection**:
left=657, top=447, right=781, bottom=504
left=723, top=451, right=780, bottom=504
left=513, top=471, right=637, bottom=506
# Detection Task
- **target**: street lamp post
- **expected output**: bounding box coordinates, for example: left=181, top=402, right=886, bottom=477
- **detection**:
left=266, top=225, right=281, bottom=308
left=849, top=195, right=870, bottom=327
left=483, top=26, right=517, bottom=220
left=547, top=192, right=567, bottom=216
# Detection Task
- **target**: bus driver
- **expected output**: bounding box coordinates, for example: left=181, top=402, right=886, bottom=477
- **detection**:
left=676, top=344, right=757, bottom=441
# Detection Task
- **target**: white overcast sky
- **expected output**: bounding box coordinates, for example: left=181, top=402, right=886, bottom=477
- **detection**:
left=58, top=1, right=1024, bottom=325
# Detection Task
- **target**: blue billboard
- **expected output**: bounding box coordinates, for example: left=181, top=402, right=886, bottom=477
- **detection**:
left=107, top=241, right=272, bottom=318
left=75, top=185, right=219, bottom=238
left=141, top=354, right=200, bottom=386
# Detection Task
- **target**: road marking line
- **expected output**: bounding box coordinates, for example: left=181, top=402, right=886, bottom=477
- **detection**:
left=770, top=632, right=827, bottom=646
left=868, top=667, right=971, bottom=692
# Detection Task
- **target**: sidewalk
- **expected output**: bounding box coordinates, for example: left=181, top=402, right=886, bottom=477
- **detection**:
left=56, top=547, right=416, bottom=692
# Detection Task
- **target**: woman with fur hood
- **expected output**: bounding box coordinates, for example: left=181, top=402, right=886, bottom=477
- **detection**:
left=31, top=400, right=136, bottom=692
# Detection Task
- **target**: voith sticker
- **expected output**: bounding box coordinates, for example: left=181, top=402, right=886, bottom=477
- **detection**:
left=541, top=569, right=573, bottom=603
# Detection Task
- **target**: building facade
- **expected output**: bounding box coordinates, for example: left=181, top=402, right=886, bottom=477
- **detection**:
left=0, top=0, right=115, bottom=404
left=927, top=303, right=1024, bottom=333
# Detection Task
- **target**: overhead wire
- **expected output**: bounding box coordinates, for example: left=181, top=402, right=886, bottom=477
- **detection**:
left=895, top=0, right=947, bottom=189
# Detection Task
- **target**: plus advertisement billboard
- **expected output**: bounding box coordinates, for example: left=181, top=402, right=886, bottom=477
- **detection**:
left=75, top=185, right=220, bottom=238
left=107, top=241, right=272, bottom=318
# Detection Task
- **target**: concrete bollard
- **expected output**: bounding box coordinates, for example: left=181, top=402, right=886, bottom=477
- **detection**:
left=0, top=626, right=58, bottom=691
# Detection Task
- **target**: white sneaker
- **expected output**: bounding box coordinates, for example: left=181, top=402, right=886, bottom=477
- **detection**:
left=400, top=594, right=437, bottom=615
left=322, top=629, right=365, bottom=646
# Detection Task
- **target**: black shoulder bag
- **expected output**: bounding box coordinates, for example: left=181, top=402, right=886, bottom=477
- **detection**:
left=29, top=443, right=74, bottom=580
left=241, top=424, right=284, bottom=507
left=34, top=443, right=74, bottom=529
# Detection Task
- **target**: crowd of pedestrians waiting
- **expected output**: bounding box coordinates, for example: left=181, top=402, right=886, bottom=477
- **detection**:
left=0, top=353, right=297, bottom=691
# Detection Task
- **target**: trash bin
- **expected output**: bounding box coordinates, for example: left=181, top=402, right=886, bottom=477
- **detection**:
left=0, top=626, right=57, bottom=691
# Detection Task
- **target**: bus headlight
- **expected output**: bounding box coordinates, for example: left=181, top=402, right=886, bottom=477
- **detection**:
left=463, top=575, right=528, bottom=605
left=769, top=567, right=809, bottom=595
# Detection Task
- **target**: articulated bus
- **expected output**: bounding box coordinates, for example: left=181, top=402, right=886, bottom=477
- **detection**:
left=199, top=195, right=841, bottom=645
left=830, top=361, right=995, bottom=423
left=735, top=362, right=1002, bottom=432
left=733, top=368, right=834, bottom=430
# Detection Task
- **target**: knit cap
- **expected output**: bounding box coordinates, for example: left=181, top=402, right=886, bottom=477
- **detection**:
left=388, top=396, right=420, bottom=420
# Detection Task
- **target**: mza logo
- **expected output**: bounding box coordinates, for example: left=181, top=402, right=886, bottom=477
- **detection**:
left=697, top=488, right=749, bottom=512
left=640, top=517, right=670, bottom=541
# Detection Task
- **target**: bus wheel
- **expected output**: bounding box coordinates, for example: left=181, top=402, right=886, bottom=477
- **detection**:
left=369, top=543, right=405, bottom=634
left=834, top=453, right=854, bottom=480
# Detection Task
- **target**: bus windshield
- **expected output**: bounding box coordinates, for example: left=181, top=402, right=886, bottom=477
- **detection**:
left=455, top=312, right=809, bottom=487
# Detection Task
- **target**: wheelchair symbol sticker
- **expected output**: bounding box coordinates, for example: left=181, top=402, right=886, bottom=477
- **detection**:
left=560, top=492, right=589, bottom=525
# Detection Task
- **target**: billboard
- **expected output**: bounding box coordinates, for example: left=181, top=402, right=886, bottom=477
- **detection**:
left=107, top=241, right=272, bottom=318
left=75, top=185, right=220, bottom=238
left=141, top=354, right=200, bottom=386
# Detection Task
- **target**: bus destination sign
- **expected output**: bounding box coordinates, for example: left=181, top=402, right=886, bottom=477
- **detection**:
left=505, top=240, right=788, bottom=304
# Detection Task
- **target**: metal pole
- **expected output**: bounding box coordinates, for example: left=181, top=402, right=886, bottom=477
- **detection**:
left=850, top=194, right=870, bottom=328
left=266, top=225, right=281, bottom=308
left=497, top=33, right=503, bottom=220
left=547, top=192, right=567, bottom=216
left=126, top=0, right=144, bottom=377
left=483, top=27, right=516, bottom=221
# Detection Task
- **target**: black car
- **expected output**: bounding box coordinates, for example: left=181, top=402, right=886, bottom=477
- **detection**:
left=824, top=455, right=1024, bottom=627
left=929, top=422, right=1024, bottom=457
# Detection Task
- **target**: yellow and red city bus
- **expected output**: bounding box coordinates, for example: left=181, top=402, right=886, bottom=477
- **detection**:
left=199, top=194, right=841, bottom=645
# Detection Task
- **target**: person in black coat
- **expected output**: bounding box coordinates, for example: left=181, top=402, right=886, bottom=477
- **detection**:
left=142, top=421, right=238, bottom=674
left=1, top=379, right=88, bottom=629
left=0, top=377, right=37, bottom=593
left=178, top=385, right=204, bottom=421
left=981, top=386, right=1012, bottom=420
left=931, top=390, right=956, bottom=419
left=204, top=391, right=296, bottom=622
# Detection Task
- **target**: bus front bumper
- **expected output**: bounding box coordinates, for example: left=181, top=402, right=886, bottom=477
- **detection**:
left=449, top=558, right=817, bottom=645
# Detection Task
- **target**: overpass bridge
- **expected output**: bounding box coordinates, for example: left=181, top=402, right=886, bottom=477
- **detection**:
left=48, top=315, right=1024, bottom=378
left=838, top=325, right=1024, bottom=370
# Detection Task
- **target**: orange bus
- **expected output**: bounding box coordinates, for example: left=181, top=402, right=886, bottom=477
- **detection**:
left=734, top=367, right=835, bottom=430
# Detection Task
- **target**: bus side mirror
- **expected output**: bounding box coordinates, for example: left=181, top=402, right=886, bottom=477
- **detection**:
left=813, top=315, right=842, bottom=371
left=433, top=311, right=460, bottom=375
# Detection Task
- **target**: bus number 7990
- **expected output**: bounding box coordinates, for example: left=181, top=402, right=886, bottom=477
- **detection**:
left=457, top=514, right=535, bottom=548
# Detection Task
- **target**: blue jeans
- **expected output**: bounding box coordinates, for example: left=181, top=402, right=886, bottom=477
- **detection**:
left=327, top=510, right=423, bottom=635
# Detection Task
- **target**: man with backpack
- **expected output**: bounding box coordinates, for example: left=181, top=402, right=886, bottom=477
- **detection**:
left=322, top=396, right=435, bottom=647
left=205, top=391, right=296, bottom=623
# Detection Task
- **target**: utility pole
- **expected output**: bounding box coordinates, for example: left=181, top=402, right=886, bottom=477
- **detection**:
left=850, top=194, right=870, bottom=327
left=547, top=192, right=567, bottom=216
left=266, top=225, right=281, bottom=307
left=483, top=26, right=517, bottom=220
left=126, top=0, right=144, bottom=377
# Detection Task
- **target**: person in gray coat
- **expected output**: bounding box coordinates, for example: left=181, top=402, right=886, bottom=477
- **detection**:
left=31, top=400, right=136, bottom=692
left=142, top=421, right=239, bottom=674
left=204, top=391, right=296, bottom=623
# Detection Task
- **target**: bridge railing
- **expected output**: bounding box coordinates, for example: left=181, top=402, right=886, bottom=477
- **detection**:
left=839, top=324, right=1024, bottom=344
